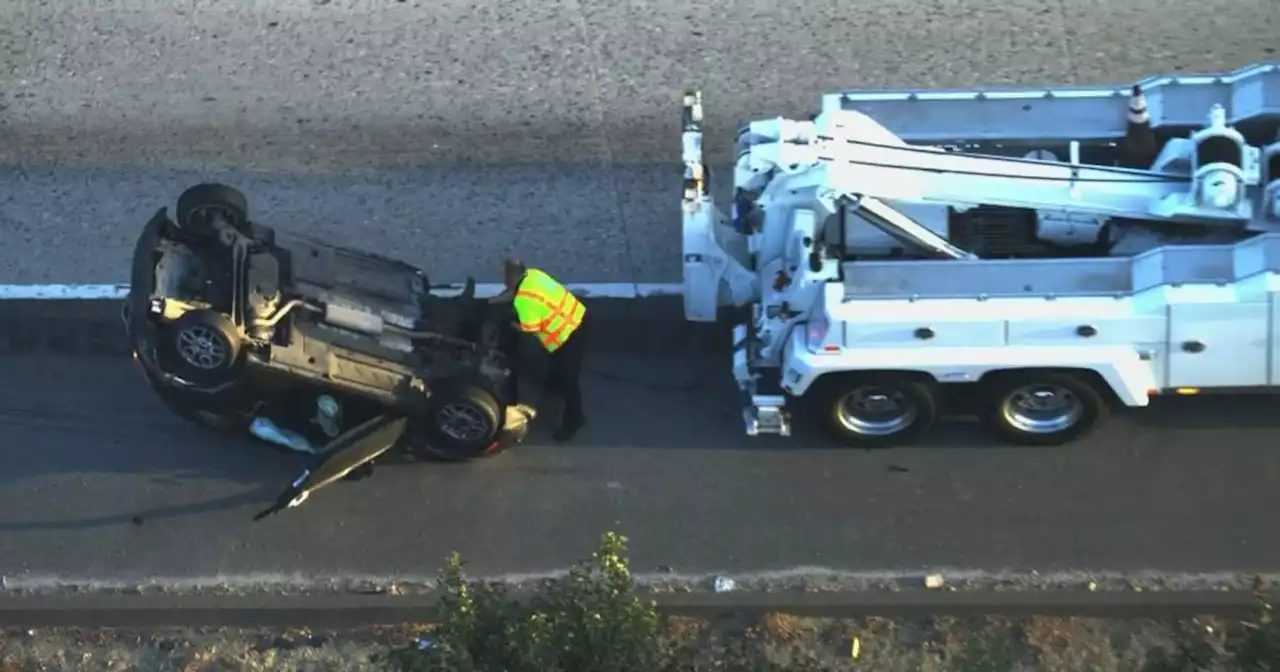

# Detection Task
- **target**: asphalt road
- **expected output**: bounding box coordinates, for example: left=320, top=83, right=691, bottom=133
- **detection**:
left=1, top=300, right=1280, bottom=585
left=3, top=0, right=1277, bottom=283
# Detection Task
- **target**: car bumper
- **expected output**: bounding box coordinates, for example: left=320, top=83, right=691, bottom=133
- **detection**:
left=126, top=208, right=232, bottom=396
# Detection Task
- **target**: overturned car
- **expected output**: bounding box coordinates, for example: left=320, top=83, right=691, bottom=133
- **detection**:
left=124, top=183, right=532, bottom=510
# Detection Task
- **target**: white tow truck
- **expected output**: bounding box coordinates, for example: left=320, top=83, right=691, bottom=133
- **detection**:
left=681, top=61, right=1280, bottom=447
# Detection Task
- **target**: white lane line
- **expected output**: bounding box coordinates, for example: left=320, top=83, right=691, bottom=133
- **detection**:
left=0, top=282, right=684, bottom=300
left=0, top=284, right=134, bottom=300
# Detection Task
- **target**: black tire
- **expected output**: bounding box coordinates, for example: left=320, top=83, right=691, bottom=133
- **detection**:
left=411, top=383, right=504, bottom=461
left=166, top=309, right=243, bottom=385
left=816, top=373, right=938, bottom=448
left=175, top=183, right=250, bottom=238
left=980, top=371, right=1110, bottom=446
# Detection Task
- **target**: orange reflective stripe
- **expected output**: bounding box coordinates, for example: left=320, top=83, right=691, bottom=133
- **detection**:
left=519, top=289, right=578, bottom=333
left=517, top=290, right=560, bottom=321
left=515, top=289, right=554, bottom=331
left=513, top=270, right=585, bottom=352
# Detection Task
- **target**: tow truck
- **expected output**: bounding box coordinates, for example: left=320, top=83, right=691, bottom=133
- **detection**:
left=681, top=61, right=1280, bottom=447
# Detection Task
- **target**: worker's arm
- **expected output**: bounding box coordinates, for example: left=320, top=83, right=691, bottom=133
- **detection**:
left=487, top=291, right=541, bottom=333
left=487, top=287, right=515, bottom=304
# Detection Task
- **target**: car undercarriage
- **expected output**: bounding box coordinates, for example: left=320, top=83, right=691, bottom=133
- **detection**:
left=126, top=183, right=524, bottom=466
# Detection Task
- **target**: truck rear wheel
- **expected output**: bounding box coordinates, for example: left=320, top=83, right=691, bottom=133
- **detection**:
left=818, top=373, right=938, bottom=448
left=980, top=371, right=1110, bottom=446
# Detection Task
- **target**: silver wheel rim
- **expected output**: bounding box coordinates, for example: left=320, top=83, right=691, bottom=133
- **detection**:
left=436, top=402, right=491, bottom=442
left=177, top=325, right=228, bottom=370
left=1001, top=384, right=1083, bottom=434
left=187, top=204, right=240, bottom=230
left=837, top=387, right=918, bottom=436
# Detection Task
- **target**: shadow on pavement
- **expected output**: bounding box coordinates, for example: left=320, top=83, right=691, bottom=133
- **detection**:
left=4, top=323, right=1280, bottom=532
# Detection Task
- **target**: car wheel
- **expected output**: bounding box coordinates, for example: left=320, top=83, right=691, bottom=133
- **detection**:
left=175, top=183, right=250, bottom=238
left=411, top=383, right=504, bottom=461
left=980, top=371, right=1109, bottom=446
left=818, top=373, right=938, bottom=448
left=168, top=309, right=243, bottom=385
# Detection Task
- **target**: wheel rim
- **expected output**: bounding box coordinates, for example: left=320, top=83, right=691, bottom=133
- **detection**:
left=436, top=402, right=491, bottom=443
left=1001, top=384, right=1083, bottom=434
left=187, top=204, right=240, bottom=231
left=177, top=325, right=228, bottom=370
left=837, top=386, right=918, bottom=436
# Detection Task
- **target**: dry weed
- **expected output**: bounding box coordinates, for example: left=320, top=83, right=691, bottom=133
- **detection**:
left=0, top=612, right=1273, bottom=671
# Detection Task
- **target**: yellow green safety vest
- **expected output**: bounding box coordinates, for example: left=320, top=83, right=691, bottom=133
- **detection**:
left=513, top=268, right=586, bottom=353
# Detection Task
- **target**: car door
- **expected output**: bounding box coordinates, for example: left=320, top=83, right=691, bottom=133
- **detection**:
left=254, top=415, right=407, bottom=520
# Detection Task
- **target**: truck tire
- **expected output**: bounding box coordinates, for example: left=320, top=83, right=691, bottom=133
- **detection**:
left=176, top=183, right=250, bottom=238
left=817, top=373, right=938, bottom=448
left=980, top=371, right=1110, bottom=446
left=412, top=383, right=504, bottom=460
left=166, top=309, right=243, bottom=385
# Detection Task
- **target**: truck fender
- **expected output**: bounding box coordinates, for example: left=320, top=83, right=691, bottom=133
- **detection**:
left=1067, top=356, right=1154, bottom=407
left=783, top=341, right=1155, bottom=407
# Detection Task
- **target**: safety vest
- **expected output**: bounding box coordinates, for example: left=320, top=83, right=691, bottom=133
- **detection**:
left=513, top=269, right=586, bottom=353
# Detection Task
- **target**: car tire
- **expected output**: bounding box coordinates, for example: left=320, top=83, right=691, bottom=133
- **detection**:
left=980, top=371, right=1110, bottom=446
left=167, top=309, right=243, bottom=385
left=817, top=373, right=938, bottom=448
left=410, top=383, right=504, bottom=461
left=175, top=183, right=250, bottom=238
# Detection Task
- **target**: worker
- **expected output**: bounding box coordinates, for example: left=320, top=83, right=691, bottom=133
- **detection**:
left=490, top=258, right=589, bottom=442
left=1118, top=84, right=1157, bottom=169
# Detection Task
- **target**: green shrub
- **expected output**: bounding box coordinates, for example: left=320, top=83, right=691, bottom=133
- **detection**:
left=389, top=531, right=666, bottom=672
left=1227, top=595, right=1280, bottom=671
left=1143, top=594, right=1280, bottom=672
left=384, top=531, right=1280, bottom=672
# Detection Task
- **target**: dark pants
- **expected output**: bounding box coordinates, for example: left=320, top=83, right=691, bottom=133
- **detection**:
left=545, top=313, right=589, bottom=426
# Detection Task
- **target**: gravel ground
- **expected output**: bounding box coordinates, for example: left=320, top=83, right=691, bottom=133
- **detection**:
left=6, top=0, right=1278, bottom=169
left=2, top=0, right=1276, bottom=284
left=0, top=613, right=1263, bottom=671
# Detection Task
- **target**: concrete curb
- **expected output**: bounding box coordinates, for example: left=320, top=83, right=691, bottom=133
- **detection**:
left=0, top=591, right=1271, bottom=628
